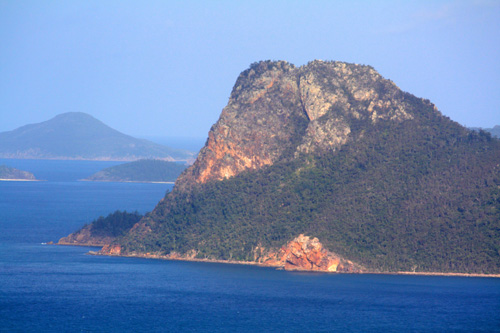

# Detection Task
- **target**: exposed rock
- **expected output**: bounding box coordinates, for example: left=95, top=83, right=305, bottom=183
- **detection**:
left=98, top=234, right=363, bottom=273
left=175, top=60, right=416, bottom=191
left=94, top=59, right=500, bottom=274
left=101, top=244, right=122, bottom=255
left=175, top=61, right=305, bottom=190
left=260, top=234, right=364, bottom=273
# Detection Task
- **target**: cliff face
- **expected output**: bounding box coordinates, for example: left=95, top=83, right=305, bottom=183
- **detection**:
left=259, top=235, right=363, bottom=273
left=176, top=60, right=413, bottom=190
left=176, top=61, right=306, bottom=190
left=116, top=61, right=419, bottom=272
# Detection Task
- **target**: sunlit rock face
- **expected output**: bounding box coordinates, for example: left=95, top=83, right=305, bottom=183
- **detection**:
left=175, top=61, right=305, bottom=190
left=100, top=244, right=122, bottom=255
left=175, top=60, right=414, bottom=191
left=259, top=234, right=364, bottom=273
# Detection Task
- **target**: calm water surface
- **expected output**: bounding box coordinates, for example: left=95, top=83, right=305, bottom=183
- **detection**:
left=1, top=160, right=499, bottom=332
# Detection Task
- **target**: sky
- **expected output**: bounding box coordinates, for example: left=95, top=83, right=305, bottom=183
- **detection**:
left=1, top=0, right=499, bottom=141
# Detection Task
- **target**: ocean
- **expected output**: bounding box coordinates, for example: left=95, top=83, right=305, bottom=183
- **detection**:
left=1, top=159, right=499, bottom=332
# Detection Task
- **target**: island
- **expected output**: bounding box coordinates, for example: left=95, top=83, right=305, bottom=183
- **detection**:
left=62, top=60, right=500, bottom=276
left=0, top=165, right=37, bottom=181
left=0, top=112, right=196, bottom=162
left=83, top=159, right=188, bottom=183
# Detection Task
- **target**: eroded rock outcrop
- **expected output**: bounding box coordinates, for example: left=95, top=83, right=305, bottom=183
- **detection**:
left=175, top=60, right=416, bottom=191
left=259, top=234, right=364, bottom=273
left=175, top=61, right=305, bottom=190
left=101, top=244, right=122, bottom=255
left=99, top=233, right=363, bottom=273
left=103, top=60, right=433, bottom=267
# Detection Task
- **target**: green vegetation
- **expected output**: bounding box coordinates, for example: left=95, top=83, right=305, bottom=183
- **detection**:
left=118, top=95, right=500, bottom=274
left=78, top=61, right=500, bottom=274
left=85, top=159, right=188, bottom=182
left=83, top=211, right=143, bottom=238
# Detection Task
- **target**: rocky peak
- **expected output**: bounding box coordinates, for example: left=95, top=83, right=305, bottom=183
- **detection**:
left=175, top=60, right=306, bottom=190
left=175, top=60, right=424, bottom=190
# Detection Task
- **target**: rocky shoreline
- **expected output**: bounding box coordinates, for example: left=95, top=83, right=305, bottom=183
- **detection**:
left=86, top=249, right=500, bottom=277
left=53, top=236, right=500, bottom=277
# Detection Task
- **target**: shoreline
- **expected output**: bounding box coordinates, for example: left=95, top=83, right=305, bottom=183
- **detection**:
left=92, top=252, right=269, bottom=267
left=0, top=178, right=40, bottom=182
left=79, top=179, right=175, bottom=184
left=55, top=242, right=106, bottom=248
left=60, top=243, right=500, bottom=278
left=386, top=271, right=500, bottom=278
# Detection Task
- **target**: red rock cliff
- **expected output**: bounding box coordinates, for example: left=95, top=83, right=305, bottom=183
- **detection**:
left=175, top=60, right=411, bottom=192
left=260, top=234, right=364, bottom=273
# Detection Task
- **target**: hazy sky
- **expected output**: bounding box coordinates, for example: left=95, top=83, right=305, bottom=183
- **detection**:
left=1, top=0, right=499, bottom=139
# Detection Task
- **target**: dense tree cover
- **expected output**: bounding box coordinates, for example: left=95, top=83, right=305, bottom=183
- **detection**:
left=84, top=210, right=143, bottom=238
left=118, top=95, right=500, bottom=274
left=86, top=159, right=188, bottom=182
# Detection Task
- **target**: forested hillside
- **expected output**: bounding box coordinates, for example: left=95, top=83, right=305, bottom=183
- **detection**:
left=98, top=60, right=500, bottom=274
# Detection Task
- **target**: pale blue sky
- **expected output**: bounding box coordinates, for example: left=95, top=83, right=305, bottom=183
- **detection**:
left=1, top=0, right=499, bottom=138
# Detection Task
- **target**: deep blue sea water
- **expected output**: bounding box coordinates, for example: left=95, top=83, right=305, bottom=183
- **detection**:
left=1, top=159, right=499, bottom=332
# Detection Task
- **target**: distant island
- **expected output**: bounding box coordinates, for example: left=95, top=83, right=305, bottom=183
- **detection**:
left=0, top=165, right=37, bottom=181
left=470, top=125, right=500, bottom=138
left=0, top=112, right=196, bottom=162
left=83, top=159, right=188, bottom=183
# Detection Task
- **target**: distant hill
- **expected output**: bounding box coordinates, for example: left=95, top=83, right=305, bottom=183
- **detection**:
left=471, top=125, right=500, bottom=138
left=0, top=112, right=195, bottom=161
left=0, top=165, right=37, bottom=180
left=84, top=159, right=188, bottom=183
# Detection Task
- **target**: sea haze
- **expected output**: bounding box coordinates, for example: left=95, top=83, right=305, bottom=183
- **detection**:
left=0, top=160, right=499, bottom=332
